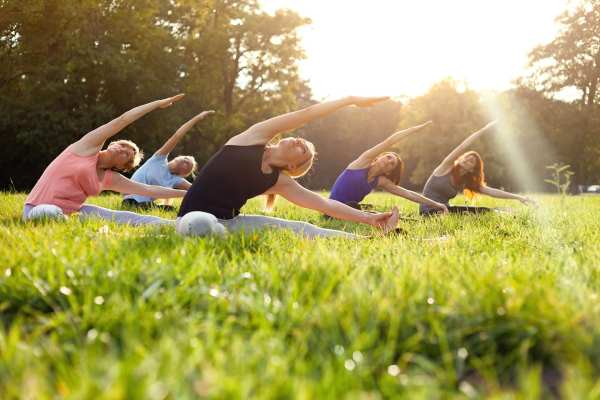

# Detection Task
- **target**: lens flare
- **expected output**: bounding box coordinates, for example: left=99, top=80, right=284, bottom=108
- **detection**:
left=481, top=93, right=582, bottom=294
left=480, top=92, right=558, bottom=193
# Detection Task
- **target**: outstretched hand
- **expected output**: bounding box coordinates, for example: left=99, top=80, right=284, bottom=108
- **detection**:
left=520, top=196, right=538, bottom=207
left=414, top=120, right=433, bottom=131
left=435, top=203, right=449, bottom=213
left=159, top=94, right=185, bottom=109
left=477, top=120, right=498, bottom=134
left=350, top=96, right=390, bottom=108
left=369, top=207, right=399, bottom=233
left=196, top=110, right=216, bottom=119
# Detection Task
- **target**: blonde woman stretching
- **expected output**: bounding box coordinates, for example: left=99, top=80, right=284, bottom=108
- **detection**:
left=24, top=95, right=187, bottom=226
left=177, top=96, right=399, bottom=238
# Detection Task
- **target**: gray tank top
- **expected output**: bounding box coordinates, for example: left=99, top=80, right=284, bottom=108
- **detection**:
left=420, top=173, right=462, bottom=212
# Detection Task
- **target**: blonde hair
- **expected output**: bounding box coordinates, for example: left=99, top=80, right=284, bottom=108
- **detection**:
left=108, top=139, right=144, bottom=172
left=172, top=155, right=198, bottom=177
left=265, top=139, right=316, bottom=211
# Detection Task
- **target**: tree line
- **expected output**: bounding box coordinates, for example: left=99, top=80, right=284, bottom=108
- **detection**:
left=1, top=0, right=599, bottom=192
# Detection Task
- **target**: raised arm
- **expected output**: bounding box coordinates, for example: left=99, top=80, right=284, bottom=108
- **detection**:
left=377, top=177, right=448, bottom=212
left=350, top=121, right=432, bottom=168
left=479, top=186, right=536, bottom=205
left=106, top=173, right=187, bottom=199
left=155, top=110, right=215, bottom=156
left=270, top=175, right=398, bottom=229
left=71, top=94, right=185, bottom=156
left=434, top=121, right=497, bottom=176
left=228, top=96, right=389, bottom=146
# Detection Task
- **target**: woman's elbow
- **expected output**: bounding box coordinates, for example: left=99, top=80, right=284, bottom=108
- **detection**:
left=136, top=184, right=156, bottom=197
left=320, top=199, right=342, bottom=215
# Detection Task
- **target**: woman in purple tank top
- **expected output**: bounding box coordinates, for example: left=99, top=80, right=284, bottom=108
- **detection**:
left=329, top=121, right=448, bottom=212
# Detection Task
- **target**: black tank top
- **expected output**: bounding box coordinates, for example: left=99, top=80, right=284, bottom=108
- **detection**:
left=178, top=145, right=280, bottom=219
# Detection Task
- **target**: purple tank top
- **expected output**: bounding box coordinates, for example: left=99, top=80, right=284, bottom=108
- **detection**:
left=329, top=168, right=378, bottom=204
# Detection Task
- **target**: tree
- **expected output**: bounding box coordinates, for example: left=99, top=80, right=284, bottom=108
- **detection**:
left=520, top=0, right=600, bottom=187
left=501, top=86, right=600, bottom=187
left=0, top=0, right=310, bottom=190
left=526, top=0, right=600, bottom=108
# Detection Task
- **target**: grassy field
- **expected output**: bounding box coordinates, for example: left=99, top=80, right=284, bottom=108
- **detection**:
left=1, top=192, right=600, bottom=399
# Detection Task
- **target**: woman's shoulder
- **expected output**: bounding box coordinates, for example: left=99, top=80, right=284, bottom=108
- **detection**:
left=225, top=131, right=267, bottom=146
left=65, top=141, right=101, bottom=158
left=432, top=164, right=453, bottom=177
left=347, top=158, right=371, bottom=170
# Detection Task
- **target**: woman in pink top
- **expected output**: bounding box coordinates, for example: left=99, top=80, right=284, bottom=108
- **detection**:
left=24, top=94, right=188, bottom=226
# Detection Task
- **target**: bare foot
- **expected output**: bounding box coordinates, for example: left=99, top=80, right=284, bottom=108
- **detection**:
left=381, top=207, right=399, bottom=235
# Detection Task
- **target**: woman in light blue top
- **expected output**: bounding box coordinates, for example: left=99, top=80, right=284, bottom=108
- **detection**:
left=122, top=110, right=214, bottom=210
left=329, top=121, right=448, bottom=212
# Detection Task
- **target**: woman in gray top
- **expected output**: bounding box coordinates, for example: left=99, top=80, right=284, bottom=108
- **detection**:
left=420, top=121, right=536, bottom=215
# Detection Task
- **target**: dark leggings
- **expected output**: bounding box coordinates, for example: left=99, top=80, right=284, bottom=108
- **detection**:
left=345, top=201, right=375, bottom=211
left=421, top=205, right=493, bottom=216
left=121, top=198, right=176, bottom=212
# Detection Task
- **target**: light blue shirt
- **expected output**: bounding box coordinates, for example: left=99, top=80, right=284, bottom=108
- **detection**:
left=124, top=154, right=187, bottom=203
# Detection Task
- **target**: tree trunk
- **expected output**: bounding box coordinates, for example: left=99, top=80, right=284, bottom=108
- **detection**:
left=222, top=63, right=233, bottom=116
left=581, top=84, right=589, bottom=108
left=590, top=50, right=600, bottom=107
left=587, top=78, right=598, bottom=108
left=222, top=34, right=242, bottom=116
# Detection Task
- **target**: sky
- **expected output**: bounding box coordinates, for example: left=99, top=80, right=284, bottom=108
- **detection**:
left=260, top=0, right=571, bottom=100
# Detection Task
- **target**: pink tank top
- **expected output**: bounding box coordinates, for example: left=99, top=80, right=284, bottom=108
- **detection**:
left=25, top=146, right=114, bottom=214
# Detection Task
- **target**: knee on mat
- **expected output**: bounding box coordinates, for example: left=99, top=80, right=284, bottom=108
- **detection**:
left=27, top=204, right=66, bottom=221
left=176, top=211, right=227, bottom=237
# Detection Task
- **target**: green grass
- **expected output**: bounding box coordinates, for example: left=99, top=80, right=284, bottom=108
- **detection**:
left=2, top=192, right=600, bottom=399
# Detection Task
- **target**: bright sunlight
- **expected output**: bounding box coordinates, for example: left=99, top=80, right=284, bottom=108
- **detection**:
left=262, top=0, right=570, bottom=98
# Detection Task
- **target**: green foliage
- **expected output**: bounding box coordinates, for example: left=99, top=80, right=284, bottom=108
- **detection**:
left=395, top=82, right=600, bottom=191
left=0, top=0, right=310, bottom=189
left=491, top=88, right=600, bottom=187
left=296, top=78, right=600, bottom=193
left=3, top=0, right=600, bottom=196
left=2, top=192, right=600, bottom=397
left=525, top=0, right=600, bottom=107
left=545, top=163, right=575, bottom=195
left=522, top=0, right=600, bottom=188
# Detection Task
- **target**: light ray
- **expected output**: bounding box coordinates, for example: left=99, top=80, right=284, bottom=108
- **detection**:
left=481, top=93, right=582, bottom=295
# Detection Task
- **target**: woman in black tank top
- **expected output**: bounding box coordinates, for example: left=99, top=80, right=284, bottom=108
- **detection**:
left=177, top=96, right=400, bottom=238
left=420, top=121, right=537, bottom=215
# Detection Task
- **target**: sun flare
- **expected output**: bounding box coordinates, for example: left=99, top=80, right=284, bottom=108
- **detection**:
left=262, top=0, right=569, bottom=99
